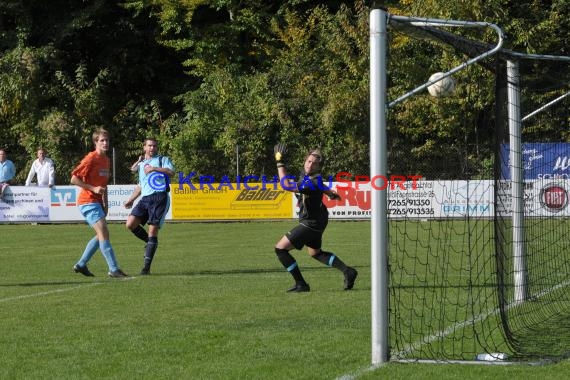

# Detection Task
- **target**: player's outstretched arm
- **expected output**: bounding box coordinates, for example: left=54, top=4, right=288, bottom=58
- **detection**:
left=274, top=143, right=295, bottom=191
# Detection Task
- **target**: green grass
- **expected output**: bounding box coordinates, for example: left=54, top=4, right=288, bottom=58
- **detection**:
left=0, top=221, right=569, bottom=379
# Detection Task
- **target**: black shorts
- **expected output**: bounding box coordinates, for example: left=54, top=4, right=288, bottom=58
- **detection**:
left=130, top=192, right=169, bottom=226
left=286, top=223, right=324, bottom=250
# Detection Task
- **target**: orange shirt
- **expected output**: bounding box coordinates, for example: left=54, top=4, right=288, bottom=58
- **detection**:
left=71, top=151, right=110, bottom=205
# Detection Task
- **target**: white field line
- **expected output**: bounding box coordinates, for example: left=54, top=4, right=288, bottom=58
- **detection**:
left=0, top=277, right=137, bottom=303
left=0, top=283, right=102, bottom=303
left=337, top=278, right=570, bottom=379
left=336, top=364, right=385, bottom=380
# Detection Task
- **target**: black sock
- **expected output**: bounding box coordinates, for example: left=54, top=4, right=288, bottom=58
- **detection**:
left=143, top=237, right=158, bottom=269
left=132, top=225, right=149, bottom=243
left=312, top=250, right=348, bottom=272
left=275, top=248, right=307, bottom=284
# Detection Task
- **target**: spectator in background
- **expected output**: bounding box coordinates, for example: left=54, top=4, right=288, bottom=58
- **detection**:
left=0, top=148, right=16, bottom=200
left=25, top=148, right=55, bottom=187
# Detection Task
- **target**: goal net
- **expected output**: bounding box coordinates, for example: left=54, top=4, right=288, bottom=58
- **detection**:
left=495, top=58, right=570, bottom=360
left=380, top=13, right=570, bottom=362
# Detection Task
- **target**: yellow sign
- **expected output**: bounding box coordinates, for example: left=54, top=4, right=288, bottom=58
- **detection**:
left=171, top=183, right=293, bottom=220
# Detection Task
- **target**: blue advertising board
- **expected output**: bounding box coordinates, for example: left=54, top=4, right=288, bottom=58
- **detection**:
left=501, top=143, right=570, bottom=180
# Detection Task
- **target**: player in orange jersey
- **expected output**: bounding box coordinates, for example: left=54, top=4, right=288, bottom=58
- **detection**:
left=71, top=129, right=128, bottom=278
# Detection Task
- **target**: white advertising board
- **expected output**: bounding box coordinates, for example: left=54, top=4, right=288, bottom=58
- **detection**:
left=0, top=185, right=148, bottom=222
left=323, top=181, right=494, bottom=219
left=1, top=180, right=569, bottom=223
left=0, top=187, right=50, bottom=222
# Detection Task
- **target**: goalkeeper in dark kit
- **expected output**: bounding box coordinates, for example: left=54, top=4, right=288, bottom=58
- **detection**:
left=272, top=143, right=358, bottom=292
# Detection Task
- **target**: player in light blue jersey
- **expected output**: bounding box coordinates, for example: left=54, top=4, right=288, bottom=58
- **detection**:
left=124, top=137, right=175, bottom=275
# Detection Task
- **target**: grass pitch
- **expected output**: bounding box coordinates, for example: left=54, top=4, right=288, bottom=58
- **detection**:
left=1, top=221, right=569, bottom=379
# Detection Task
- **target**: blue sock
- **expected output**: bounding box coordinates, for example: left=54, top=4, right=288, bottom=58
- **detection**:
left=99, top=240, right=119, bottom=272
left=76, top=237, right=99, bottom=267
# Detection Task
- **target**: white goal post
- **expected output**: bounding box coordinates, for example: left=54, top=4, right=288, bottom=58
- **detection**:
left=369, top=8, right=505, bottom=365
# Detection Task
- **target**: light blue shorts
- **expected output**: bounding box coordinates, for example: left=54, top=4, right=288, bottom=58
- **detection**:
left=79, top=203, right=105, bottom=226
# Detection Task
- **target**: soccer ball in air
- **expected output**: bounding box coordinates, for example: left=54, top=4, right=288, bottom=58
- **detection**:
left=427, top=72, right=455, bottom=97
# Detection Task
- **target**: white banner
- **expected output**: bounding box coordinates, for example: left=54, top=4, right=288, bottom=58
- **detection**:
left=324, top=179, right=570, bottom=219
left=48, top=185, right=154, bottom=222
left=323, top=181, right=494, bottom=219
left=497, top=179, right=570, bottom=217
left=1, top=180, right=569, bottom=222
left=0, top=187, right=50, bottom=222
left=1, top=185, right=148, bottom=222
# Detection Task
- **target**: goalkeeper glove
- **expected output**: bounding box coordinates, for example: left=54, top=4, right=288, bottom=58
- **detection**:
left=328, top=192, right=341, bottom=201
left=274, top=143, right=288, bottom=168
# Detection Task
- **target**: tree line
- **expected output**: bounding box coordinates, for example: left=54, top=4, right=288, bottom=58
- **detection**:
left=1, top=0, right=568, bottom=185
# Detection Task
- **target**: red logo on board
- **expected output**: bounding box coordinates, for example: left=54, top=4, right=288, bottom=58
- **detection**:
left=540, top=184, right=568, bottom=212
